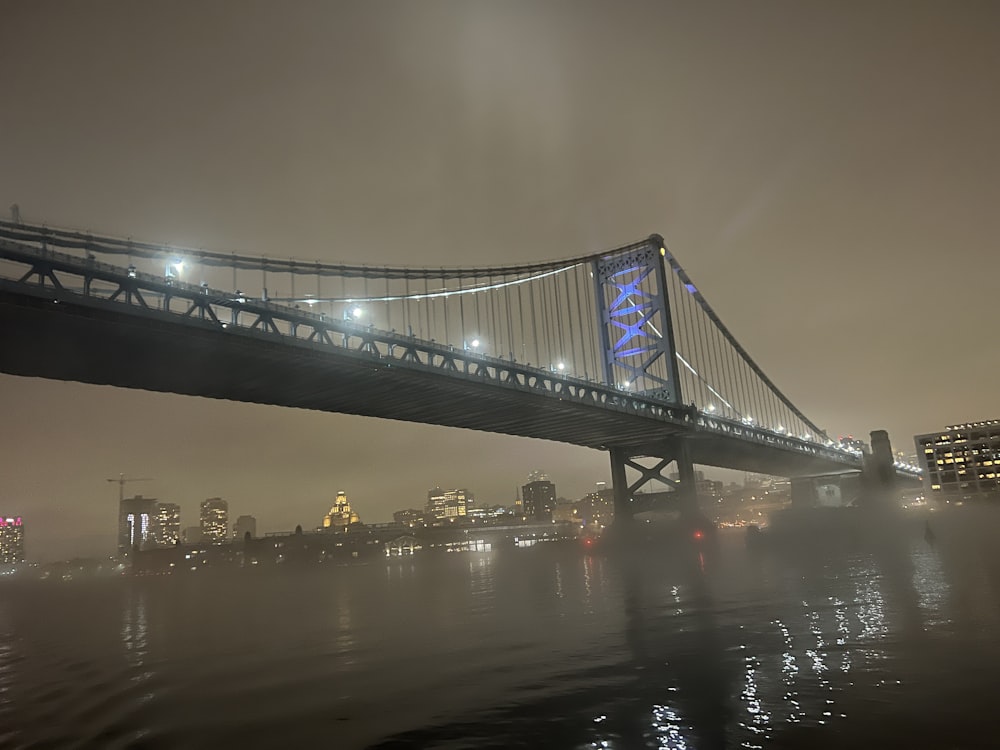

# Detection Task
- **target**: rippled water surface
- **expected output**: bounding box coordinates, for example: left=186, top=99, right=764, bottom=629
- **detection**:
left=4, top=508, right=1000, bottom=749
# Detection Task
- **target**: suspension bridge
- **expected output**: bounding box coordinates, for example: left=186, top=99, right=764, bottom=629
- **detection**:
left=0, top=219, right=921, bottom=517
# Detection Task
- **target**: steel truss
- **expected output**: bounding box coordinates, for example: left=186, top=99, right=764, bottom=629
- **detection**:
left=592, top=238, right=681, bottom=402
left=610, top=440, right=698, bottom=522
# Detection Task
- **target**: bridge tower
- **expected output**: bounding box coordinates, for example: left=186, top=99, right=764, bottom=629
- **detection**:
left=593, top=235, right=698, bottom=523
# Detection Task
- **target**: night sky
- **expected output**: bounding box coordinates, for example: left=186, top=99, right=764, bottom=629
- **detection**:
left=2, top=1, right=998, bottom=561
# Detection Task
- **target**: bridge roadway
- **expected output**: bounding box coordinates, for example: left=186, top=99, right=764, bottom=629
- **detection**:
left=0, top=236, right=871, bottom=479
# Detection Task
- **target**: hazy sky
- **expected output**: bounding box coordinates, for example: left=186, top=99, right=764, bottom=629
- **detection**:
left=2, top=1, right=998, bottom=560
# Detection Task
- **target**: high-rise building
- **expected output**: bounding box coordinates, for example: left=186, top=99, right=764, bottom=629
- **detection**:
left=426, top=488, right=471, bottom=520
left=323, top=491, right=360, bottom=529
left=200, top=498, right=229, bottom=542
left=522, top=479, right=556, bottom=520
left=151, top=502, right=181, bottom=547
left=0, top=517, right=25, bottom=564
left=119, top=495, right=157, bottom=555
left=915, top=420, right=1000, bottom=500
left=233, top=514, right=257, bottom=539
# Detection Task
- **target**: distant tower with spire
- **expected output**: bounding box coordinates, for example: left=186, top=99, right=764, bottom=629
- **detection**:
left=323, top=490, right=360, bottom=529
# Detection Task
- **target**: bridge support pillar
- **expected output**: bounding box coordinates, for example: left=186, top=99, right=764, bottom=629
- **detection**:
left=610, top=447, right=633, bottom=524
left=674, top=439, right=698, bottom=513
left=861, top=429, right=898, bottom=506
left=608, top=439, right=700, bottom=525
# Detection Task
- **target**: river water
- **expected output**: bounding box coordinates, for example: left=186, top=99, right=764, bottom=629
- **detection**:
left=3, top=506, right=1000, bottom=749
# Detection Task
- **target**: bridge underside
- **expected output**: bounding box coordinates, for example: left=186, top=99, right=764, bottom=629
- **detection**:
left=0, top=287, right=853, bottom=478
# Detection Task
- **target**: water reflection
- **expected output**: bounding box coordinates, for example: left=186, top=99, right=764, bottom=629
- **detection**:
left=909, top=539, right=950, bottom=629
left=121, top=589, right=149, bottom=670
left=613, top=547, right=731, bottom=750
left=604, top=515, right=961, bottom=749
left=7, top=510, right=1000, bottom=748
left=0, top=604, right=21, bottom=743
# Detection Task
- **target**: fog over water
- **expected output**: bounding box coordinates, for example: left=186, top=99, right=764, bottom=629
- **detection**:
left=3, top=506, right=999, bottom=748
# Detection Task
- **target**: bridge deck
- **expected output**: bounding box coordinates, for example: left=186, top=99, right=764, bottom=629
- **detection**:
left=1, top=279, right=862, bottom=477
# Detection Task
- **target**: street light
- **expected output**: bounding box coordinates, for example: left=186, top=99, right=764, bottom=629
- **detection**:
left=165, top=258, right=184, bottom=282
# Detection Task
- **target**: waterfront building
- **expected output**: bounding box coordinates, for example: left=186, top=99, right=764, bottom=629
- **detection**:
left=552, top=500, right=579, bottom=524
left=233, top=514, right=257, bottom=539
left=393, top=508, right=429, bottom=527
left=323, top=491, right=360, bottom=529
left=200, top=498, right=229, bottom=542
left=118, top=495, right=156, bottom=555
left=466, top=504, right=511, bottom=521
left=575, top=486, right=615, bottom=529
left=426, top=488, right=470, bottom=520
left=522, top=479, right=556, bottom=520
left=0, top=517, right=25, bottom=564
left=915, top=419, right=1000, bottom=500
left=151, top=502, right=181, bottom=547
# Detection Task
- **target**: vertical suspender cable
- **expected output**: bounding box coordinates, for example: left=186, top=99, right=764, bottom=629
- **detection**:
left=459, top=276, right=466, bottom=346
left=442, top=270, right=449, bottom=347
left=695, top=298, right=713, bottom=409
left=487, top=274, right=497, bottom=356
left=676, top=272, right=697, bottom=403
left=564, top=268, right=578, bottom=375
left=554, top=270, right=565, bottom=367
left=529, top=278, right=539, bottom=367
left=517, top=278, right=526, bottom=363
left=404, top=273, right=411, bottom=336
left=475, top=275, right=482, bottom=346
left=385, top=275, right=391, bottom=332
left=504, top=273, right=514, bottom=360
left=573, top=265, right=588, bottom=379
left=423, top=274, right=430, bottom=340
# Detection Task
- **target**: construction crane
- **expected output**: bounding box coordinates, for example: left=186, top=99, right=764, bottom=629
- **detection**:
left=107, top=474, right=153, bottom=503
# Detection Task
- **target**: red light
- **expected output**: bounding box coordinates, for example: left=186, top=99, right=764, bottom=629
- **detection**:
left=584, top=538, right=593, bottom=547
left=693, top=529, right=704, bottom=540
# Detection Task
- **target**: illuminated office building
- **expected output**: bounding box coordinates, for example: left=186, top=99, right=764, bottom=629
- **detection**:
left=426, top=488, right=470, bottom=520
left=152, top=502, right=181, bottom=547
left=119, top=495, right=156, bottom=555
left=200, top=497, right=229, bottom=542
left=0, top=517, right=25, bottom=564
left=915, top=420, right=1000, bottom=500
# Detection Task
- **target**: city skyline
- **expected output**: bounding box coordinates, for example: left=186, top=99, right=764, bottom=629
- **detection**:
left=2, top=2, right=998, bottom=560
